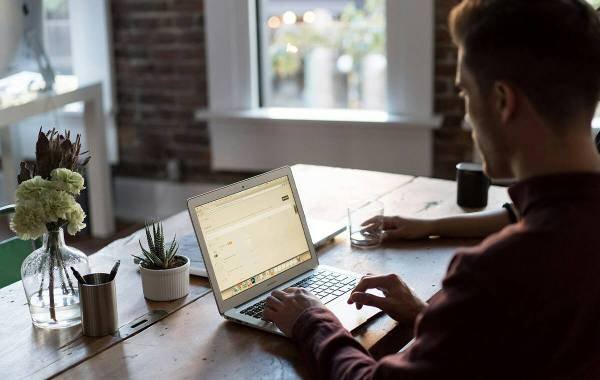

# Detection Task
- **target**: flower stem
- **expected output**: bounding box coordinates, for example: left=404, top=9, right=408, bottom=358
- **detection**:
left=56, top=248, right=75, bottom=294
left=37, top=254, right=48, bottom=298
left=46, top=229, right=66, bottom=321
left=35, top=227, right=79, bottom=322
left=47, top=241, right=56, bottom=321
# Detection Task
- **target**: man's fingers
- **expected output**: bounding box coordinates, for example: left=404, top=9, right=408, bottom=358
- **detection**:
left=348, top=292, right=389, bottom=310
left=271, top=289, right=288, bottom=300
left=363, top=215, right=401, bottom=228
left=265, top=295, right=284, bottom=310
left=263, top=306, right=276, bottom=321
left=360, top=223, right=379, bottom=234
left=361, top=216, right=380, bottom=227
left=272, top=287, right=307, bottom=301
left=350, top=274, right=395, bottom=297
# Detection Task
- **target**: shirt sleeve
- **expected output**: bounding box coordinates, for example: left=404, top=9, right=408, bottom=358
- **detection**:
left=292, top=307, right=379, bottom=379
left=292, top=253, right=511, bottom=380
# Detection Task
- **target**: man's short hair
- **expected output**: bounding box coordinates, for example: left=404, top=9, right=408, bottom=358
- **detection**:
left=449, top=0, right=600, bottom=128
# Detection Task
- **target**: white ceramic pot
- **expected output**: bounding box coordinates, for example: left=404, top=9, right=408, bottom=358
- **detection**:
left=0, top=1, right=23, bottom=75
left=139, top=256, right=190, bottom=301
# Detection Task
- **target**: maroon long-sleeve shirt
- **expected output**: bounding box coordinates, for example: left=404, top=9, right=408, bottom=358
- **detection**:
left=293, top=173, right=600, bottom=379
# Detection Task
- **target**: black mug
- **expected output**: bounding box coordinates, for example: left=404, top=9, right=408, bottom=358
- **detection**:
left=456, top=163, right=490, bottom=208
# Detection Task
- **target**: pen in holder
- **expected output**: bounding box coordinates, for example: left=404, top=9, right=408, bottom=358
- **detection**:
left=78, top=272, right=118, bottom=337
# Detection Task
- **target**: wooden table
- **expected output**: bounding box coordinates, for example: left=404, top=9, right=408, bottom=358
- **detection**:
left=0, top=165, right=510, bottom=379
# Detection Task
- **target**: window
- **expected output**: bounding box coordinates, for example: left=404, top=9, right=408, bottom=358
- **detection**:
left=258, top=0, right=386, bottom=110
left=43, top=0, right=73, bottom=75
left=203, top=1, right=437, bottom=174
left=8, top=0, right=72, bottom=77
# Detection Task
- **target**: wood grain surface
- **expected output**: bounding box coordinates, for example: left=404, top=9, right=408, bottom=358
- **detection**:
left=0, top=211, right=211, bottom=379
left=52, top=165, right=510, bottom=379
left=292, top=164, right=415, bottom=222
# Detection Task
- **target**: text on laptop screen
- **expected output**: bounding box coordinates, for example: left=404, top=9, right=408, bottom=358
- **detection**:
left=194, top=176, right=311, bottom=300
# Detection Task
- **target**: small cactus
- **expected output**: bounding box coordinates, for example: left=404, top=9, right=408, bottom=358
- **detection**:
left=132, top=221, right=182, bottom=269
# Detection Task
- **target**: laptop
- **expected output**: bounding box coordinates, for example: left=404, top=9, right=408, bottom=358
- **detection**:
left=307, top=219, right=346, bottom=249
left=187, top=166, right=381, bottom=336
left=146, top=220, right=345, bottom=278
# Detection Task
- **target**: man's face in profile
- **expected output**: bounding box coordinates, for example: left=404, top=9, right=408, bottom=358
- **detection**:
left=456, top=48, right=513, bottom=179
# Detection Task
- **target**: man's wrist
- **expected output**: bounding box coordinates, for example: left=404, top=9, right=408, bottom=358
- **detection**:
left=412, top=299, right=427, bottom=319
left=426, top=218, right=439, bottom=237
left=292, top=306, right=342, bottom=341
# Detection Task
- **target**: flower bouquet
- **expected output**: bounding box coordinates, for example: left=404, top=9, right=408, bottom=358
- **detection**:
left=11, top=128, right=91, bottom=329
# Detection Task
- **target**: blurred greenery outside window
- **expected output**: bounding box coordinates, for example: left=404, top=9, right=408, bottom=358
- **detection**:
left=259, top=0, right=386, bottom=110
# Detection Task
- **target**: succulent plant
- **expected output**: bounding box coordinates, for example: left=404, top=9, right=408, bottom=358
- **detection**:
left=133, top=221, right=184, bottom=270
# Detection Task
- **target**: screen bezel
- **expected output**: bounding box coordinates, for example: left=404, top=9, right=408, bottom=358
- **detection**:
left=186, top=166, right=318, bottom=313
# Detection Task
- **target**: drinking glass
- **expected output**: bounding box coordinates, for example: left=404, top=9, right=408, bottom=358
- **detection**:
left=347, top=200, right=384, bottom=248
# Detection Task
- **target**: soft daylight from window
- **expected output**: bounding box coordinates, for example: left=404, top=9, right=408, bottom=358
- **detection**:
left=43, top=0, right=73, bottom=74
left=259, top=0, right=386, bottom=110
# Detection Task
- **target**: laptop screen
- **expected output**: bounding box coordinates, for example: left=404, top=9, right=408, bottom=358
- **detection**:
left=193, top=176, right=312, bottom=300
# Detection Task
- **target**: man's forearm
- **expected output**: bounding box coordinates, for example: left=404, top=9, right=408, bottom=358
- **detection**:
left=431, top=208, right=511, bottom=238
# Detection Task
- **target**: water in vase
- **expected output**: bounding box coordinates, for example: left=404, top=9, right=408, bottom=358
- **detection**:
left=28, top=288, right=81, bottom=329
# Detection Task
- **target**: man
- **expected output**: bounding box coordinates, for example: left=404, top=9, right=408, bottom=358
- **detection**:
left=263, top=0, right=600, bottom=378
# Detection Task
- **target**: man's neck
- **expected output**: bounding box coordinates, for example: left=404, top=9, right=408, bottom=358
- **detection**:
left=512, top=132, right=600, bottom=180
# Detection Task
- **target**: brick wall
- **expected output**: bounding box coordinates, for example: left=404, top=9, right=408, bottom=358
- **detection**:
left=110, top=0, right=471, bottom=181
left=110, top=0, right=210, bottom=181
left=433, top=0, right=473, bottom=179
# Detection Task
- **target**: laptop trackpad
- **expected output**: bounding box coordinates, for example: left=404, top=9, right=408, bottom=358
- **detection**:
left=327, top=290, right=384, bottom=332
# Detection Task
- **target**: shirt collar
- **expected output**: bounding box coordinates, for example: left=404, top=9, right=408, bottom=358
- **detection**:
left=509, top=172, right=600, bottom=216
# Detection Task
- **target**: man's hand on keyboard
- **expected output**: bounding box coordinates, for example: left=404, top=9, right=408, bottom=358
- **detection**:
left=263, top=288, right=324, bottom=337
left=347, top=273, right=426, bottom=324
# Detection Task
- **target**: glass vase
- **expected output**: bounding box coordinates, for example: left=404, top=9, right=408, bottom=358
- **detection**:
left=20, top=228, right=90, bottom=329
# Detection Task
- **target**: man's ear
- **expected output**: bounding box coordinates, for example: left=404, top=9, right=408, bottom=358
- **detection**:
left=493, top=81, right=516, bottom=124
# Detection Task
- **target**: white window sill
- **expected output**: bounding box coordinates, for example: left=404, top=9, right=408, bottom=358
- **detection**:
left=195, top=107, right=442, bottom=129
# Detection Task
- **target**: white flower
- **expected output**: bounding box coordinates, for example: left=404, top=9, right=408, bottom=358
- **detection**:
left=65, top=203, right=86, bottom=236
left=11, top=173, right=87, bottom=240
left=41, top=190, right=76, bottom=223
left=10, top=202, right=47, bottom=240
left=15, top=176, right=54, bottom=201
left=51, top=168, right=85, bottom=195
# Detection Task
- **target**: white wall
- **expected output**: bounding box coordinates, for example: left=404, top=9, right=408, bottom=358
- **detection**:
left=210, top=121, right=432, bottom=176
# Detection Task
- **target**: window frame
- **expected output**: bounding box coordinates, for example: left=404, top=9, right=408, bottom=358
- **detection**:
left=201, top=0, right=440, bottom=175
left=204, top=0, right=436, bottom=118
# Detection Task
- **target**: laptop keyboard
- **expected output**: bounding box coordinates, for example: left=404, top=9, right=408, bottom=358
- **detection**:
left=240, top=270, right=359, bottom=321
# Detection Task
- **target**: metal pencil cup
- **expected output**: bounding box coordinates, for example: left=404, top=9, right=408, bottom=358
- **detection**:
left=78, top=273, right=118, bottom=337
